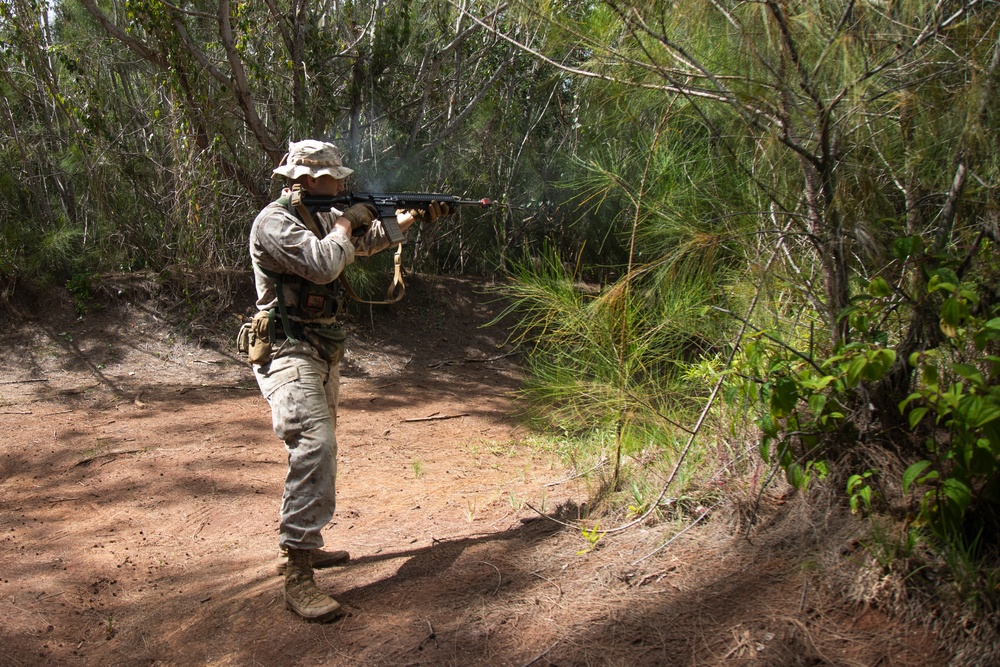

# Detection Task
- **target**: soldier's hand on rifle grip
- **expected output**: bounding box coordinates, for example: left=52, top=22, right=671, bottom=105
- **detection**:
left=341, top=203, right=378, bottom=231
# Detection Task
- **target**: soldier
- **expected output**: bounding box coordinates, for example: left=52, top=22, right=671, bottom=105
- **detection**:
left=247, top=139, right=448, bottom=621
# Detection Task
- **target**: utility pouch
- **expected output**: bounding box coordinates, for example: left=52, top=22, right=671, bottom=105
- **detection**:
left=236, top=321, right=251, bottom=356
left=245, top=308, right=275, bottom=365
left=304, top=324, right=346, bottom=364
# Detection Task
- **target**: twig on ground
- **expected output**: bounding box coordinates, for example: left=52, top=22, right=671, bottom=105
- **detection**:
left=474, top=561, right=503, bottom=595
left=544, top=458, right=607, bottom=486
left=530, top=570, right=563, bottom=603
left=427, top=352, right=514, bottom=368
left=520, top=640, right=561, bottom=667
left=632, top=565, right=678, bottom=587
left=780, top=616, right=864, bottom=667
left=524, top=503, right=577, bottom=529
left=73, top=449, right=143, bottom=467
left=0, top=378, right=48, bottom=384
left=414, top=620, right=439, bottom=651
left=630, top=502, right=719, bottom=565
left=402, top=413, right=469, bottom=422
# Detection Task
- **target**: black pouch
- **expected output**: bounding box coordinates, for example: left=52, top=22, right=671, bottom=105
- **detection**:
left=297, top=280, right=343, bottom=319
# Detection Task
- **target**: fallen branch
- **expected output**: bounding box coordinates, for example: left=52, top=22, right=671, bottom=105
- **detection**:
left=402, top=413, right=469, bottom=423
left=0, top=378, right=48, bottom=385
left=630, top=502, right=719, bottom=565
left=427, top=352, right=515, bottom=368
left=73, top=449, right=143, bottom=467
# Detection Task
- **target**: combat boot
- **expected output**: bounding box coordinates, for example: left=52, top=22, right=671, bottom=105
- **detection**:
left=276, top=547, right=350, bottom=575
left=283, top=548, right=344, bottom=622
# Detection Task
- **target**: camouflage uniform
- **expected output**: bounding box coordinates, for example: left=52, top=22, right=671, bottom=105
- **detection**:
left=250, top=198, right=395, bottom=551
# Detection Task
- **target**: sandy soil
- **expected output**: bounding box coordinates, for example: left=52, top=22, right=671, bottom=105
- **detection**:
left=0, top=274, right=949, bottom=666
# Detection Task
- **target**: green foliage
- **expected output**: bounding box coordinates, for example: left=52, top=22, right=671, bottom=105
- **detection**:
left=900, top=277, right=1000, bottom=543
left=847, top=470, right=874, bottom=515
left=65, top=271, right=96, bottom=315
left=577, top=522, right=604, bottom=554
left=727, top=271, right=903, bottom=490
left=502, top=243, right=720, bottom=441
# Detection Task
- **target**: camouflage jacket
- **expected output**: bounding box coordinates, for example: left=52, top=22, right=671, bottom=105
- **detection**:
left=249, top=195, right=398, bottom=316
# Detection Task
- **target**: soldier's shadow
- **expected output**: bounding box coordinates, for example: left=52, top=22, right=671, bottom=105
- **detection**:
left=336, top=503, right=580, bottom=604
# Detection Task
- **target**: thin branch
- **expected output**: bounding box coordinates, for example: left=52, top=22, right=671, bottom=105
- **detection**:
left=451, top=1, right=736, bottom=104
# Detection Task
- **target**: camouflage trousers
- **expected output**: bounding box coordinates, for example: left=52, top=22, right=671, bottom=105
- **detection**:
left=254, top=348, right=340, bottom=550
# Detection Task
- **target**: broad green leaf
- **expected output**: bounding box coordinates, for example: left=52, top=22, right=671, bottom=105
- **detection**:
left=929, top=268, right=960, bottom=291
left=770, top=377, right=799, bottom=417
left=808, top=392, right=827, bottom=416
left=972, top=402, right=1000, bottom=428
left=758, top=413, right=777, bottom=438
left=951, top=363, right=984, bottom=387
left=891, top=235, right=921, bottom=261
left=967, top=447, right=997, bottom=477
left=899, top=392, right=924, bottom=412
left=868, top=277, right=892, bottom=297
left=863, top=349, right=896, bottom=381
left=846, top=355, right=867, bottom=387
left=941, top=478, right=972, bottom=514
left=902, top=460, right=932, bottom=494
left=786, top=463, right=806, bottom=490
left=799, top=375, right=835, bottom=391
left=908, top=406, right=928, bottom=428
left=940, top=297, right=965, bottom=328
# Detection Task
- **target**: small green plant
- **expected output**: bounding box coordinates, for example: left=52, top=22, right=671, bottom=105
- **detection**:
left=847, top=470, right=874, bottom=515
left=508, top=490, right=524, bottom=511
left=577, top=522, right=604, bottom=554
left=411, top=460, right=424, bottom=479
left=626, top=480, right=650, bottom=518
left=66, top=272, right=95, bottom=315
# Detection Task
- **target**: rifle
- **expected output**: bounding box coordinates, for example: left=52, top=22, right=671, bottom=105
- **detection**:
left=298, top=192, right=494, bottom=244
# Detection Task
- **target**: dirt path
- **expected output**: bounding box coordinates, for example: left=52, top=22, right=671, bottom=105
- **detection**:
left=1, top=275, right=947, bottom=666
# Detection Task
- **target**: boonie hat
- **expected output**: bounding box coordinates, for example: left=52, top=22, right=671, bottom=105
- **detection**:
left=272, top=140, right=354, bottom=180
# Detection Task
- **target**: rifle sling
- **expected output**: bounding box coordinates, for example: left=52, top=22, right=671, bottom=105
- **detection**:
left=259, top=268, right=300, bottom=345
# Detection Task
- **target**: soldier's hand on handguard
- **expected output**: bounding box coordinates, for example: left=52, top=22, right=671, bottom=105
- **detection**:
left=404, top=201, right=452, bottom=224
left=426, top=200, right=451, bottom=222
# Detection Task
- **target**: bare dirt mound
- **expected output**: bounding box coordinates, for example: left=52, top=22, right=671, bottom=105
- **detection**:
left=1, top=274, right=948, bottom=666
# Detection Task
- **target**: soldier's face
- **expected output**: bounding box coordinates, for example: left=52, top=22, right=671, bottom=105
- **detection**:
left=305, top=175, right=345, bottom=196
